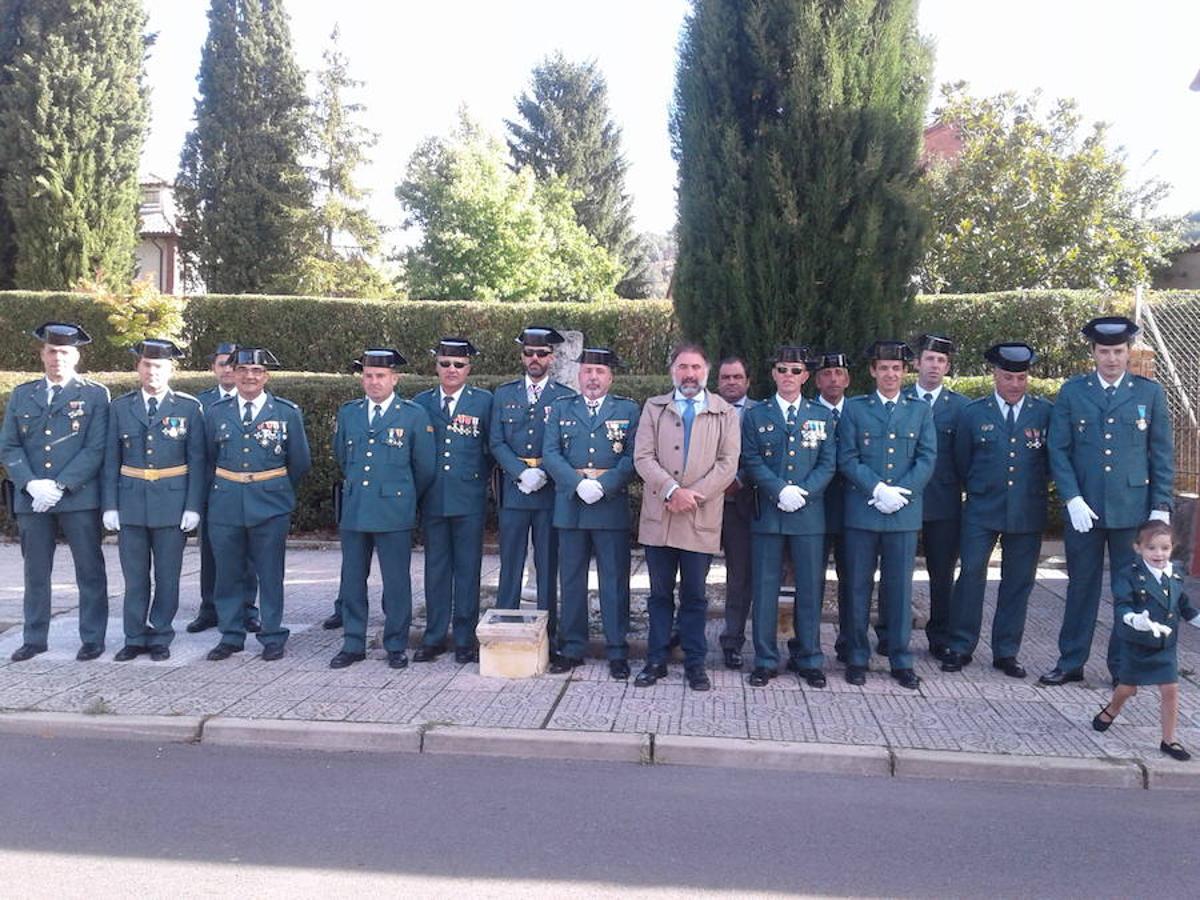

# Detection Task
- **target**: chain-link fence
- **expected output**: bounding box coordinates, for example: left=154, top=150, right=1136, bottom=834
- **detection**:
left=1137, top=293, right=1200, bottom=494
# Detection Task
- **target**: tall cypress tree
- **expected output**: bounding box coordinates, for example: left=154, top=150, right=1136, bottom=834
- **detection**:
left=507, top=53, right=650, bottom=297
left=672, top=0, right=932, bottom=387
left=0, top=0, right=149, bottom=290
left=176, top=0, right=316, bottom=294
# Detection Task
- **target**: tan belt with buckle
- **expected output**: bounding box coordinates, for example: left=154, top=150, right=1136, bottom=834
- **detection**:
left=519, top=457, right=543, bottom=467
left=120, top=464, right=188, bottom=482
left=215, top=466, right=288, bottom=484
left=576, top=467, right=609, bottom=478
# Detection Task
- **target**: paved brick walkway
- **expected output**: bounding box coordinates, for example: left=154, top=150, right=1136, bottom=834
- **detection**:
left=0, top=541, right=1197, bottom=769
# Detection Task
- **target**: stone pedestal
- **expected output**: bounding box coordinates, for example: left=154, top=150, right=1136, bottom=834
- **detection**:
left=476, top=608, right=550, bottom=678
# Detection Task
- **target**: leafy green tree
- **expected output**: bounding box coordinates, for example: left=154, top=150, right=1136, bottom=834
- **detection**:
left=507, top=52, right=650, bottom=297
left=672, top=0, right=932, bottom=387
left=0, top=0, right=149, bottom=290
left=176, top=0, right=317, bottom=294
left=303, top=24, right=390, bottom=298
left=918, top=85, right=1183, bottom=293
left=397, top=110, right=620, bottom=302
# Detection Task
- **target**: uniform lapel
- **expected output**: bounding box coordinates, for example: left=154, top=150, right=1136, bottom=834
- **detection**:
left=588, top=395, right=614, bottom=433
left=1107, top=376, right=1136, bottom=414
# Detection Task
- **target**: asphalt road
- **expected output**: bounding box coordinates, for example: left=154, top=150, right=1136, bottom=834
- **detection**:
left=0, top=734, right=1194, bottom=898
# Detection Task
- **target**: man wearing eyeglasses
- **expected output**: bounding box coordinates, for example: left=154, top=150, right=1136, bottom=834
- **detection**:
left=203, top=348, right=311, bottom=663
left=413, top=338, right=493, bottom=664
left=836, top=341, right=936, bottom=689
left=740, top=347, right=836, bottom=689
left=187, top=341, right=260, bottom=635
left=488, top=327, right=576, bottom=640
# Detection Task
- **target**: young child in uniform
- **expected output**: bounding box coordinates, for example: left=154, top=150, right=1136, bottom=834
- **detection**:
left=1092, top=520, right=1200, bottom=760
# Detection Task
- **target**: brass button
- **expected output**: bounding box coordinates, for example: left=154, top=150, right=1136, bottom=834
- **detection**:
left=887, top=448, right=894, bottom=454
left=789, top=450, right=796, bottom=456
left=1009, top=451, right=1016, bottom=458
left=443, top=464, right=450, bottom=471
left=44, top=462, right=52, bottom=469
left=1104, top=465, right=1112, bottom=472
left=368, top=439, right=375, bottom=444
left=362, top=480, right=370, bottom=486
left=1104, top=449, right=1112, bottom=456
left=363, top=466, right=370, bottom=472
left=146, top=449, right=153, bottom=455
left=44, top=445, right=51, bottom=452
left=1105, top=434, right=1112, bottom=440
left=44, top=430, right=51, bottom=436
left=443, top=451, right=450, bottom=457
left=366, top=452, right=373, bottom=458
left=1007, top=480, right=1014, bottom=486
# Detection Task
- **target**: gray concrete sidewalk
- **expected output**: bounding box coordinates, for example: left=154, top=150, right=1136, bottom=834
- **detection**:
left=0, top=540, right=1197, bottom=788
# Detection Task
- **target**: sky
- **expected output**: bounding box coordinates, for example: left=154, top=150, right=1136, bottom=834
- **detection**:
left=141, top=0, right=1200, bottom=250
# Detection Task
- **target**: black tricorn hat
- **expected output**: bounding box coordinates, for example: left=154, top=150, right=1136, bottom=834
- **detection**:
left=515, top=326, right=564, bottom=347
left=984, top=342, right=1038, bottom=372
left=130, top=338, right=185, bottom=360
left=577, top=347, right=622, bottom=368
left=230, top=347, right=281, bottom=369
left=773, top=345, right=811, bottom=365
left=812, top=351, right=850, bottom=371
left=32, top=322, right=91, bottom=347
left=864, top=340, right=914, bottom=362
left=209, top=341, right=238, bottom=361
left=431, top=338, right=479, bottom=357
left=1081, top=316, right=1139, bottom=345
left=914, top=333, right=957, bottom=356
left=352, top=348, right=407, bottom=372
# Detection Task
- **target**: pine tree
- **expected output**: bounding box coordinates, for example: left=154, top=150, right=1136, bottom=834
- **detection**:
left=176, top=0, right=316, bottom=295
left=507, top=52, right=651, bottom=297
left=672, top=0, right=932, bottom=387
left=0, top=0, right=149, bottom=290
left=303, top=25, right=389, bottom=297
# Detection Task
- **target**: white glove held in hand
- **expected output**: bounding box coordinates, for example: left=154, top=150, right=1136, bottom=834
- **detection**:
left=517, top=467, right=547, bottom=494
left=1124, top=611, right=1154, bottom=633
left=103, top=510, right=121, bottom=531
left=1148, top=510, right=1171, bottom=525
left=1067, top=496, right=1099, bottom=533
left=180, top=510, right=201, bottom=532
left=870, top=483, right=911, bottom=515
left=1153, top=622, right=1173, bottom=639
left=777, top=485, right=808, bottom=512
left=575, top=479, right=604, bottom=505
left=28, top=479, right=64, bottom=513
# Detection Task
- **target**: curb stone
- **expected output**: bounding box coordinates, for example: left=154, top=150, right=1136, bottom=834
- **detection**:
left=422, top=726, right=651, bottom=763
left=0, top=711, right=202, bottom=743
left=1143, top=758, right=1200, bottom=791
left=892, top=748, right=1144, bottom=789
left=653, top=735, right=892, bottom=777
left=202, top=717, right=422, bottom=753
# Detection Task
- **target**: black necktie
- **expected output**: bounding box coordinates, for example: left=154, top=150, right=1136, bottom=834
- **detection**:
left=1105, top=384, right=1116, bottom=402
left=588, top=400, right=600, bottom=417
left=371, top=404, right=382, bottom=426
left=1005, top=404, right=1015, bottom=431
left=442, top=395, right=452, bottom=419
left=923, top=392, right=934, bottom=404
left=243, top=402, right=253, bottom=425
left=147, top=397, right=158, bottom=421
left=786, top=404, right=797, bottom=427
left=831, top=406, right=840, bottom=422
left=884, top=400, right=895, bottom=414
left=49, top=384, right=62, bottom=405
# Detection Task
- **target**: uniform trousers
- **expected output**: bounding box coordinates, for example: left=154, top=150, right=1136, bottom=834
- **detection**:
left=948, top=522, right=1040, bottom=659
left=922, top=516, right=960, bottom=650
left=495, top=506, right=557, bottom=637
left=557, top=528, right=630, bottom=661
left=1057, top=525, right=1135, bottom=679
left=751, top=533, right=824, bottom=670
left=118, top=524, right=185, bottom=648
left=421, top=512, right=485, bottom=651
left=843, top=528, right=918, bottom=670
left=338, top=529, right=414, bottom=654
left=199, top=514, right=258, bottom=623
left=17, top=510, right=108, bottom=649
left=210, top=514, right=291, bottom=650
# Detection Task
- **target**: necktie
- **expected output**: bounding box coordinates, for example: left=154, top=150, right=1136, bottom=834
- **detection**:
left=1104, top=384, right=1116, bottom=402
left=243, top=402, right=253, bottom=425
left=371, top=404, right=382, bottom=426
left=49, top=384, right=62, bottom=405
left=786, top=404, right=797, bottom=427
left=147, top=396, right=158, bottom=421
left=1005, top=404, right=1015, bottom=431
left=924, top=393, right=935, bottom=404
left=529, top=382, right=542, bottom=405
left=442, top=395, right=453, bottom=419
left=830, top=406, right=840, bottom=422
left=588, top=400, right=600, bottom=417
left=884, top=400, right=895, bottom=414
left=682, top=398, right=696, bottom=463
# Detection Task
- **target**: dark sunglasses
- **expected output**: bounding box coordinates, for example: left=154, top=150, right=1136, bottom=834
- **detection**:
left=522, top=349, right=552, bottom=358
left=437, top=360, right=468, bottom=369
left=775, top=365, right=805, bottom=375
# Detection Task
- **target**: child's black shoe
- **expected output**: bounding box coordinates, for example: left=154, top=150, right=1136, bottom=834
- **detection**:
left=1160, top=741, right=1192, bottom=762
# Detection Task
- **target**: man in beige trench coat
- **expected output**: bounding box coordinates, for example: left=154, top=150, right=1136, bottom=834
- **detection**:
left=633, top=343, right=741, bottom=691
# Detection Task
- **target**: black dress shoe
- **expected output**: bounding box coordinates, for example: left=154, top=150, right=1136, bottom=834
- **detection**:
left=845, top=665, right=867, bottom=686
left=992, top=657, right=1026, bottom=679
left=798, top=668, right=827, bottom=688
left=454, top=647, right=478, bottom=664
left=940, top=652, right=972, bottom=673
left=723, top=648, right=743, bottom=670
left=891, top=668, right=921, bottom=690
left=244, top=618, right=262, bottom=634
left=928, top=643, right=952, bottom=663
left=413, top=645, right=445, bottom=663
left=185, top=615, right=217, bottom=634
left=11, top=644, right=47, bottom=662
left=549, top=654, right=584, bottom=674
left=387, top=651, right=409, bottom=670
left=76, top=643, right=104, bottom=661
left=1161, top=741, right=1192, bottom=762
left=330, top=650, right=365, bottom=669
left=114, top=645, right=143, bottom=662
left=1092, top=705, right=1116, bottom=732
left=1038, top=667, right=1084, bottom=686
left=634, top=662, right=668, bottom=687
left=148, top=646, right=170, bottom=662
left=322, top=612, right=343, bottom=630
left=748, top=667, right=776, bottom=687
left=261, top=644, right=285, bottom=662
left=206, top=643, right=240, bottom=661
left=609, top=659, right=630, bottom=680
left=685, top=667, right=711, bottom=691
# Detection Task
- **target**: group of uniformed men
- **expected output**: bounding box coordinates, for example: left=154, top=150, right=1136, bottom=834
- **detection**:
left=0, top=316, right=1174, bottom=698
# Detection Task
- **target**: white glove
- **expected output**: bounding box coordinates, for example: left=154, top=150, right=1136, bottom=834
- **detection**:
left=575, top=479, right=604, bottom=505
left=1148, top=510, right=1171, bottom=525
left=870, top=483, right=911, bottom=515
left=1124, top=610, right=1154, bottom=633
left=1152, top=622, right=1173, bottom=639
left=102, top=510, right=121, bottom=531
left=517, top=467, right=547, bottom=494
left=1067, top=496, right=1099, bottom=533
left=777, top=485, right=808, bottom=513
left=180, top=510, right=201, bottom=532
left=28, top=479, right=64, bottom=513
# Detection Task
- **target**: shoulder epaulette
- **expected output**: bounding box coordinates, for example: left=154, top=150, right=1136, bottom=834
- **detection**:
left=115, top=389, right=140, bottom=402
left=211, top=393, right=234, bottom=405
left=271, top=395, right=299, bottom=410
left=498, top=378, right=523, bottom=389
left=172, top=390, right=201, bottom=404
